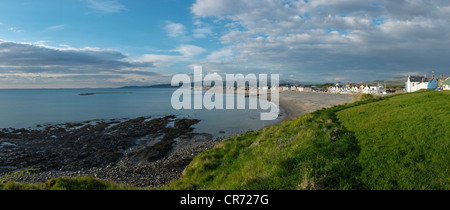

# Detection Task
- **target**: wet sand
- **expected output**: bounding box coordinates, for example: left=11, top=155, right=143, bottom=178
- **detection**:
left=278, top=92, right=355, bottom=120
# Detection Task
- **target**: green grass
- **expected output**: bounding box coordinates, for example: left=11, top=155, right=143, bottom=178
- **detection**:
left=0, top=177, right=140, bottom=190
left=337, top=90, right=450, bottom=189
left=2, top=90, right=449, bottom=190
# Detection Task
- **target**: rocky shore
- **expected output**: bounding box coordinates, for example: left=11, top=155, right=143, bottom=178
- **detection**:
left=0, top=116, right=222, bottom=188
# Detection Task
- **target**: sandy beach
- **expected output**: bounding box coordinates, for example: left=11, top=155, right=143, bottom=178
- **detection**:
left=278, top=92, right=355, bottom=120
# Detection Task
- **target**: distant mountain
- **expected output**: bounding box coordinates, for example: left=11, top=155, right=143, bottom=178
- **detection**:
left=120, top=84, right=178, bottom=89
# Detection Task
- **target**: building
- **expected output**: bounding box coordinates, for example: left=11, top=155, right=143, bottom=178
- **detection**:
left=363, top=85, right=370, bottom=94
left=441, top=77, right=450, bottom=90
left=439, top=76, right=450, bottom=90
left=405, top=74, right=438, bottom=92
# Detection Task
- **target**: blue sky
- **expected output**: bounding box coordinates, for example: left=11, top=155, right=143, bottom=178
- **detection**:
left=1, top=0, right=450, bottom=88
left=0, top=0, right=212, bottom=61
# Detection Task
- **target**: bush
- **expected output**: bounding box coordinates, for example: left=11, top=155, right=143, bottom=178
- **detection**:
left=353, top=94, right=377, bottom=102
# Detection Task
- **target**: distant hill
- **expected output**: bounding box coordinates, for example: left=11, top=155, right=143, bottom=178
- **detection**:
left=120, top=84, right=178, bottom=89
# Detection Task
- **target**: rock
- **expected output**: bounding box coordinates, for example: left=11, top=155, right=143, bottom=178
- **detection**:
left=0, top=116, right=223, bottom=188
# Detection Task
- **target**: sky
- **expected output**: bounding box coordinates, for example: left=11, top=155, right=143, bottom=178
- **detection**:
left=0, top=0, right=450, bottom=88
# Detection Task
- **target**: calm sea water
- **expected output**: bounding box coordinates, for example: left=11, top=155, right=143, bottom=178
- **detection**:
left=0, top=88, right=283, bottom=137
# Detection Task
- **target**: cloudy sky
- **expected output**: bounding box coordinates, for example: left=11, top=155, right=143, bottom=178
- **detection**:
left=0, top=0, right=450, bottom=88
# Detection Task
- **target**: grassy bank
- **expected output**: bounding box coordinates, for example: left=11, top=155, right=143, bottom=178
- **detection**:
left=0, top=176, right=139, bottom=190
left=2, top=90, right=449, bottom=190
left=164, top=90, right=449, bottom=190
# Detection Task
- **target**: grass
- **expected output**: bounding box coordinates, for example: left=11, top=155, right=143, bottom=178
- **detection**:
left=2, top=90, right=449, bottom=190
left=337, top=90, right=450, bottom=189
left=0, top=176, right=140, bottom=190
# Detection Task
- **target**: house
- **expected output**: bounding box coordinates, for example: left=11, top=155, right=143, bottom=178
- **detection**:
left=279, top=86, right=289, bottom=91
left=441, top=77, right=450, bottom=90
left=359, top=85, right=365, bottom=93
left=303, top=86, right=313, bottom=92
left=374, top=82, right=386, bottom=94
left=439, top=76, right=450, bottom=90
left=329, top=85, right=343, bottom=93
left=369, top=85, right=378, bottom=94
left=405, top=74, right=438, bottom=92
left=363, top=84, right=370, bottom=94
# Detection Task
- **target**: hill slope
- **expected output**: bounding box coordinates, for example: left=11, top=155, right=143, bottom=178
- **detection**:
left=164, top=90, right=450, bottom=190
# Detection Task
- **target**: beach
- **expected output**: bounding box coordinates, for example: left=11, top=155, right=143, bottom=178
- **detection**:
left=278, top=91, right=354, bottom=120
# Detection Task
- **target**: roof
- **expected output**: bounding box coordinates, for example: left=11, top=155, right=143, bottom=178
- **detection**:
left=440, top=75, right=450, bottom=81
left=442, top=78, right=450, bottom=85
left=409, top=76, right=428, bottom=83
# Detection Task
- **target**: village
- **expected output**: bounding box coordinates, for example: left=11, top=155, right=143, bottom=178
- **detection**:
left=275, top=74, right=450, bottom=95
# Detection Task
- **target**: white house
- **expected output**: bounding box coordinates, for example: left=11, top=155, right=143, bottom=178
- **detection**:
left=363, top=85, right=370, bottom=94
left=405, top=74, right=438, bottom=92
left=369, top=86, right=378, bottom=94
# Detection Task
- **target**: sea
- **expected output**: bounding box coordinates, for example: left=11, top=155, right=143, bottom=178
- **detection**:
left=0, top=88, right=284, bottom=137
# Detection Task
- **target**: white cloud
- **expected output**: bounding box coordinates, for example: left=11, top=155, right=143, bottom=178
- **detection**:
left=193, top=27, right=213, bottom=38
left=0, top=39, right=158, bottom=88
left=86, top=0, right=127, bottom=14
left=135, top=45, right=206, bottom=68
left=44, top=24, right=67, bottom=32
left=164, top=21, right=186, bottom=38
left=7, top=27, right=23, bottom=33
left=173, top=44, right=206, bottom=57
left=206, top=47, right=234, bottom=60
left=191, top=0, right=450, bottom=81
left=136, top=54, right=183, bottom=68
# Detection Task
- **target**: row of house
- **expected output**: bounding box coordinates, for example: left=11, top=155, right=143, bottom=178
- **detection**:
left=405, top=74, right=450, bottom=92
left=329, top=82, right=386, bottom=95
left=259, top=74, right=449, bottom=94
left=277, top=82, right=387, bottom=95
left=278, top=85, right=319, bottom=92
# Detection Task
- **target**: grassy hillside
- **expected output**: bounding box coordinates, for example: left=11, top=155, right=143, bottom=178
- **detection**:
left=337, top=91, right=450, bottom=189
left=164, top=90, right=449, bottom=190
left=2, top=90, right=449, bottom=190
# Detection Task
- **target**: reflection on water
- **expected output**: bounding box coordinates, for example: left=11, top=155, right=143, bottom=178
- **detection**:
left=0, top=88, right=283, bottom=137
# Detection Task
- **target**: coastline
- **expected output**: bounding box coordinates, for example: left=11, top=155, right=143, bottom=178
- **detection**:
left=0, top=91, right=354, bottom=188
left=0, top=116, right=222, bottom=188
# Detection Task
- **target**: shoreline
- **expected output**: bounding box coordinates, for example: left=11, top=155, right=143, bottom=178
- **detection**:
left=0, top=91, right=354, bottom=188
left=0, top=116, right=223, bottom=188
